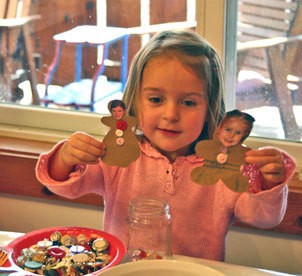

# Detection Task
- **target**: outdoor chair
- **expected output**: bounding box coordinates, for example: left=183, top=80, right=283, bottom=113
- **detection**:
left=0, top=0, right=40, bottom=104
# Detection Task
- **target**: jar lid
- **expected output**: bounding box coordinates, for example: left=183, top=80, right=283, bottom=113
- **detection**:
left=92, top=238, right=109, bottom=252
left=72, top=252, right=89, bottom=264
left=50, top=231, right=62, bottom=242
left=61, top=235, right=77, bottom=247
left=24, top=260, right=43, bottom=270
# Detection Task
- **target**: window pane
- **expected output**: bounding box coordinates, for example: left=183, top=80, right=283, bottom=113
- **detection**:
left=1, top=0, right=301, bottom=147
left=235, top=0, right=302, bottom=141
left=0, top=0, right=195, bottom=115
left=0, top=0, right=200, bottom=139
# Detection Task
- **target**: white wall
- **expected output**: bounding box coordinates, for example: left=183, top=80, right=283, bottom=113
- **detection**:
left=226, top=226, right=302, bottom=275
left=1, top=193, right=302, bottom=275
left=0, top=194, right=103, bottom=232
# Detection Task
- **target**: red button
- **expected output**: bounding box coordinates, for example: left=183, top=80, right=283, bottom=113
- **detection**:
left=48, top=246, right=66, bottom=260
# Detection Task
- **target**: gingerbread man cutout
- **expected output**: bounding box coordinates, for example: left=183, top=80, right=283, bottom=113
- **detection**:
left=191, top=110, right=255, bottom=193
left=101, top=100, right=140, bottom=167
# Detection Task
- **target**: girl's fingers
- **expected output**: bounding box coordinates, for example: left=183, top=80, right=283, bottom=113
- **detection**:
left=61, top=132, right=106, bottom=165
left=260, top=163, right=286, bottom=185
left=245, top=148, right=286, bottom=185
left=245, top=148, right=283, bottom=166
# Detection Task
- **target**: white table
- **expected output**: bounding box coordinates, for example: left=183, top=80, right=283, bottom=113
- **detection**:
left=0, top=231, right=295, bottom=276
left=43, top=25, right=129, bottom=110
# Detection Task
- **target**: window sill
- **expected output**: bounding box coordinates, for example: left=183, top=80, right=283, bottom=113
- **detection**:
left=0, top=135, right=103, bottom=207
left=1, top=136, right=302, bottom=235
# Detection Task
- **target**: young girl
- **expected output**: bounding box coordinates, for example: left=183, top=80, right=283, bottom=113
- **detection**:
left=36, top=30, right=296, bottom=261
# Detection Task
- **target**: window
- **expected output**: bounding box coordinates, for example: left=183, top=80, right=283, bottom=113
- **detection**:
left=235, top=0, right=302, bottom=142
left=0, top=0, right=301, bottom=169
left=232, top=0, right=302, bottom=169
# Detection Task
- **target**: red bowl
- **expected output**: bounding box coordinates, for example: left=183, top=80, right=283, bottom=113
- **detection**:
left=6, top=226, right=126, bottom=275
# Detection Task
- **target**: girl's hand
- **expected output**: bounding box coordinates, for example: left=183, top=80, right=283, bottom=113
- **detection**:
left=245, top=148, right=286, bottom=190
left=49, top=132, right=105, bottom=181
left=60, top=132, right=105, bottom=166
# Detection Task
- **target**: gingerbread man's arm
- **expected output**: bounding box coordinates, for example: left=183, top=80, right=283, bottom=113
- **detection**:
left=101, top=116, right=116, bottom=128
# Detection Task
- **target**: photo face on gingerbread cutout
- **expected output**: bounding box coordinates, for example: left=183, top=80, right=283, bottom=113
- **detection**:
left=100, top=100, right=140, bottom=167
left=191, top=109, right=255, bottom=193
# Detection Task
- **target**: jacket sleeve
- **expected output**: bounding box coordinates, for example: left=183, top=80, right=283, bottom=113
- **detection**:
left=234, top=184, right=288, bottom=228
left=234, top=150, right=296, bottom=228
left=35, top=140, right=105, bottom=199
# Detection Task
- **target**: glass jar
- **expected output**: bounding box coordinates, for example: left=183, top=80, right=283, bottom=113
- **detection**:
left=126, top=197, right=172, bottom=261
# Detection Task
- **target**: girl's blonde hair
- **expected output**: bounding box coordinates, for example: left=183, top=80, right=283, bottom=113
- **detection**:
left=123, top=30, right=225, bottom=140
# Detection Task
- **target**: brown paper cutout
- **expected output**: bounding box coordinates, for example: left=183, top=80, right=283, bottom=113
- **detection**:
left=100, top=100, right=140, bottom=167
left=191, top=110, right=255, bottom=193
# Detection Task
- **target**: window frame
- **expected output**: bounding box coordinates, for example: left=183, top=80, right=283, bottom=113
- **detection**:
left=0, top=0, right=301, bottom=170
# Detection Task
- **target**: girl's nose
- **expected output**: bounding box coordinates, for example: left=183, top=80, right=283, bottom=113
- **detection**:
left=228, top=131, right=235, bottom=138
left=163, top=103, right=180, bottom=122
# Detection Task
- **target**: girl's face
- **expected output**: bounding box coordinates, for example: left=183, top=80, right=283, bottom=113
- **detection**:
left=111, top=106, right=126, bottom=120
left=217, top=118, right=247, bottom=147
left=138, top=56, right=207, bottom=160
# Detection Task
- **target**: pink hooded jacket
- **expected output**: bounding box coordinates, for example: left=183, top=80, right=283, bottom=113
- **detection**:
left=36, top=140, right=295, bottom=261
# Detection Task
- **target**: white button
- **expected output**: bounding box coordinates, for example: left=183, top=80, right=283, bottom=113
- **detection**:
left=37, top=239, right=52, bottom=248
left=116, top=137, right=125, bottom=146
left=70, top=245, right=85, bottom=254
left=216, top=153, right=228, bottom=164
left=115, top=129, right=124, bottom=137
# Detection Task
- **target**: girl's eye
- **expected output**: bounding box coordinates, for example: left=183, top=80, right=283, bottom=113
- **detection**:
left=182, top=100, right=197, bottom=107
left=148, top=97, right=162, bottom=103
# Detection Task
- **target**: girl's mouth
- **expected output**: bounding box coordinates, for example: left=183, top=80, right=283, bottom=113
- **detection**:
left=222, top=138, right=234, bottom=146
left=158, top=128, right=181, bottom=137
